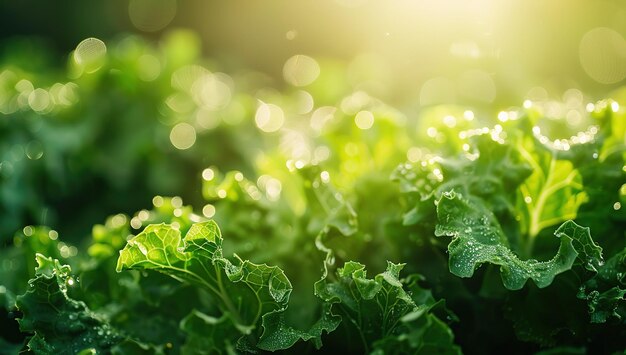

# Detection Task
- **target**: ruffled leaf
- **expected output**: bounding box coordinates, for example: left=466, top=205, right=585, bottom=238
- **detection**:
left=435, top=191, right=602, bottom=290
left=16, top=254, right=122, bottom=353
left=315, top=260, right=460, bottom=353
left=116, top=221, right=292, bottom=339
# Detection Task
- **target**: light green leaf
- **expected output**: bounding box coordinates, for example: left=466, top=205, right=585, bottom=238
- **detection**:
left=517, top=138, right=588, bottom=240
left=116, top=221, right=292, bottom=335
left=119, top=220, right=341, bottom=351
left=554, top=219, right=603, bottom=272
left=592, top=99, right=626, bottom=161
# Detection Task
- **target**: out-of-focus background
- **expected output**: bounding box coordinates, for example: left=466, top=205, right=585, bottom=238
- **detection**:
left=0, top=0, right=625, bottom=243
left=4, top=0, right=626, bottom=103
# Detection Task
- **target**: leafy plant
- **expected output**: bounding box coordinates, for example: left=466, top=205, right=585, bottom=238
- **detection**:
left=1, top=33, right=625, bottom=354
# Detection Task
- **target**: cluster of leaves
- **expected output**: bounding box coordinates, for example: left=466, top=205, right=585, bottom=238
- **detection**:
left=392, top=100, right=626, bottom=351
left=0, top=176, right=459, bottom=354
left=1, top=33, right=625, bottom=354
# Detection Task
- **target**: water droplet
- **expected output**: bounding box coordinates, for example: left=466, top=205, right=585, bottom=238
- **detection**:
left=25, top=141, right=43, bottom=160
left=137, top=243, right=148, bottom=256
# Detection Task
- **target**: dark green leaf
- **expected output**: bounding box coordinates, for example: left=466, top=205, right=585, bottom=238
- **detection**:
left=316, top=260, right=459, bottom=353
left=579, top=247, right=626, bottom=323
left=179, top=310, right=238, bottom=355
left=435, top=191, right=601, bottom=290
left=16, top=254, right=122, bottom=354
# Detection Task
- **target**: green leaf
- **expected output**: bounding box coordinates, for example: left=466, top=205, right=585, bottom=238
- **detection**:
left=435, top=191, right=602, bottom=290
left=391, top=161, right=439, bottom=229
left=516, top=136, right=588, bottom=240
left=439, top=134, right=533, bottom=215
left=88, top=215, right=131, bottom=259
left=583, top=287, right=626, bottom=323
left=579, top=247, right=626, bottom=323
left=554, top=218, right=603, bottom=272
left=199, top=168, right=284, bottom=261
left=393, top=134, right=532, bottom=222
left=592, top=99, right=626, bottom=162
left=299, top=165, right=358, bottom=237
left=256, top=303, right=341, bottom=351
left=202, top=169, right=260, bottom=204
left=567, top=102, right=626, bottom=255
left=116, top=221, right=293, bottom=346
left=371, top=312, right=461, bottom=355
left=179, top=310, right=238, bottom=355
left=315, top=260, right=459, bottom=353
left=16, top=254, right=122, bottom=354
left=1, top=226, right=70, bottom=299
left=391, top=160, right=440, bottom=202
left=370, top=273, right=461, bottom=355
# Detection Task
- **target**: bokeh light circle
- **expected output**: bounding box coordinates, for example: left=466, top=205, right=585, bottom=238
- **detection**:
left=255, top=103, right=285, bottom=132
left=354, top=110, right=374, bottom=130
left=283, top=55, right=320, bottom=87
left=579, top=27, right=626, bottom=84
left=170, top=122, right=197, bottom=150
left=74, top=38, right=107, bottom=73
left=129, top=0, right=177, bottom=32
